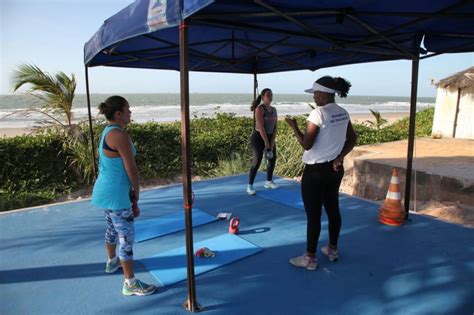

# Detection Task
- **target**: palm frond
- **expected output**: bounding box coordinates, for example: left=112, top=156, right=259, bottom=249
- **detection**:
left=13, top=64, right=57, bottom=93
left=366, top=109, right=388, bottom=130
left=12, top=63, right=76, bottom=127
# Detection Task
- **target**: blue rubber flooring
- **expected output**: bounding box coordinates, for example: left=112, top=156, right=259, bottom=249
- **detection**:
left=135, top=208, right=217, bottom=242
left=1, top=173, right=473, bottom=315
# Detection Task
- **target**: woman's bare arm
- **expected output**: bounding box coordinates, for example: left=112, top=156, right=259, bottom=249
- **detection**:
left=112, top=130, right=140, bottom=201
left=286, top=118, right=319, bottom=151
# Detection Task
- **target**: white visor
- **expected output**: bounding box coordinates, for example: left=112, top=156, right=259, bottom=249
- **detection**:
left=304, top=81, right=339, bottom=95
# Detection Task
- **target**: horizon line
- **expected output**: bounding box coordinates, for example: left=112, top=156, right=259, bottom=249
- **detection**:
left=0, top=92, right=437, bottom=98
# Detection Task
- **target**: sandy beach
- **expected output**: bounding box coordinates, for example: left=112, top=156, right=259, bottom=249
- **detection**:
left=0, top=112, right=409, bottom=138
left=349, top=112, right=408, bottom=125
left=0, top=127, right=37, bottom=138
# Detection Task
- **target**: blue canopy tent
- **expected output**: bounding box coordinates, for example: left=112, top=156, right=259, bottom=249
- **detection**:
left=84, top=0, right=474, bottom=311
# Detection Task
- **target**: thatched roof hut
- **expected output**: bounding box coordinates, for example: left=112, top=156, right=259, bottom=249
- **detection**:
left=435, top=66, right=474, bottom=89
left=432, top=67, right=474, bottom=139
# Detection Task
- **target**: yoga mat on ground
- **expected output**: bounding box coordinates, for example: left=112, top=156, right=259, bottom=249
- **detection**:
left=140, top=233, right=262, bottom=287
left=135, top=208, right=217, bottom=242
left=256, top=188, right=304, bottom=211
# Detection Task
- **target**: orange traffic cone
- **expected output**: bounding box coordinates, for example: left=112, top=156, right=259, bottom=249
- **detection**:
left=379, top=168, right=405, bottom=226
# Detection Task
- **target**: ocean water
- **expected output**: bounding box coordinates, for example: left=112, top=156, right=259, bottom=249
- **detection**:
left=0, top=93, right=435, bottom=128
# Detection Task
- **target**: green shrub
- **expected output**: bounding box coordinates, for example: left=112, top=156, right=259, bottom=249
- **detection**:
left=63, top=137, right=99, bottom=185
left=188, top=113, right=252, bottom=175
left=273, top=116, right=306, bottom=178
left=212, top=153, right=250, bottom=177
left=127, top=122, right=182, bottom=178
left=0, top=134, right=79, bottom=211
left=386, top=106, right=434, bottom=136
left=0, top=134, right=78, bottom=194
left=354, top=107, right=434, bottom=145
left=0, top=190, right=56, bottom=212
left=1, top=107, right=434, bottom=211
left=353, top=124, right=379, bottom=145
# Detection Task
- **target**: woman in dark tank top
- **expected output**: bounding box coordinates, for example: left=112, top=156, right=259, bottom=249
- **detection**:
left=246, top=88, right=279, bottom=195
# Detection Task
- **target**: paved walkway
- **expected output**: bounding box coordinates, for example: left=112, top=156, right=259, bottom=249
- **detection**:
left=355, top=137, right=474, bottom=180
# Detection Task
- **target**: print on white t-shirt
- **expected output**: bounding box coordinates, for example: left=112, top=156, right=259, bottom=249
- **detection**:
left=302, top=103, right=350, bottom=164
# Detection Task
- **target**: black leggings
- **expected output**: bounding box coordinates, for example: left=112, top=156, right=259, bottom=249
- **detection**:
left=301, top=162, right=344, bottom=254
left=248, top=131, right=276, bottom=184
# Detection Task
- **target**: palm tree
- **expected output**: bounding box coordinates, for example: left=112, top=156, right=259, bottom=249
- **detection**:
left=12, top=63, right=76, bottom=127
left=365, top=109, right=388, bottom=130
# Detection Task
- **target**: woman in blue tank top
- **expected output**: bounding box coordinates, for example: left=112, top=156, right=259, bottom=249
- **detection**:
left=91, top=96, right=156, bottom=296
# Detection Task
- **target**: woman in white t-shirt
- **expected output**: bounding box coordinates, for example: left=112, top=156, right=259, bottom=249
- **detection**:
left=285, top=76, right=357, bottom=271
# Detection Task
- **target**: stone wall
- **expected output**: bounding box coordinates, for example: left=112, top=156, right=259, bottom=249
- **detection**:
left=349, top=153, right=474, bottom=207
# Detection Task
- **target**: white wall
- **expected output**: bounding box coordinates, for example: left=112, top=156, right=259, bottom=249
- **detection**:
left=454, top=86, right=474, bottom=139
left=432, top=86, right=474, bottom=139
left=432, top=87, right=457, bottom=138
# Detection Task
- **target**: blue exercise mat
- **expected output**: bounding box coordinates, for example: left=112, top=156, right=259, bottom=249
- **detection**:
left=140, top=233, right=262, bottom=287
left=256, top=188, right=304, bottom=211
left=135, top=208, right=217, bottom=242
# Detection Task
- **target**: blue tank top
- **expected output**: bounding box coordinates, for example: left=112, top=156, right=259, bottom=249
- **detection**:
left=91, top=125, right=137, bottom=210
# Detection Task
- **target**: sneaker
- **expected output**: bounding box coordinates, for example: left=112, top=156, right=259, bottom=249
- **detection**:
left=122, top=279, right=157, bottom=296
left=321, top=246, right=339, bottom=262
left=264, top=181, right=279, bottom=189
left=105, top=257, right=121, bottom=274
left=289, top=253, right=318, bottom=270
left=246, top=184, right=256, bottom=195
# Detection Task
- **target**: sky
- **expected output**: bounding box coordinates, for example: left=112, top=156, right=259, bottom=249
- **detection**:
left=1, top=0, right=473, bottom=97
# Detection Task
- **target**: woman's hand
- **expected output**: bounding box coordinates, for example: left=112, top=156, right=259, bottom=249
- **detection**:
left=285, top=116, right=297, bottom=129
left=332, top=156, right=343, bottom=171
left=131, top=192, right=140, bottom=218
left=132, top=204, right=141, bottom=218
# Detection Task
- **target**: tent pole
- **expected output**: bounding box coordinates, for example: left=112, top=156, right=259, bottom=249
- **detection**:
left=84, top=66, right=97, bottom=178
left=179, top=20, right=202, bottom=313
left=404, top=58, right=419, bottom=220
left=253, top=71, right=258, bottom=101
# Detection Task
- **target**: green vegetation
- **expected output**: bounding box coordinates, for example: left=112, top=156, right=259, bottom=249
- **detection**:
left=354, top=107, right=434, bottom=145
left=212, top=153, right=250, bottom=177
left=365, top=109, right=388, bottom=130
left=1, top=108, right=434, bottom=212
left=0, top=134, right=78, bottom=211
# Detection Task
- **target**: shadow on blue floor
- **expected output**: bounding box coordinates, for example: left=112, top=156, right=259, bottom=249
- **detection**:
left=1, top=173, right=473, bottom=315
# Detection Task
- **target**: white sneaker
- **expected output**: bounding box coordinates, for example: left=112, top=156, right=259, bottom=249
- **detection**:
left=289, top=253, right=318, bottom=270
left=321, top=246, right=339, bottom=262
left=105, top=257, right=121, bottom=274
left=246, top=184, right=256, bottom=195
left=122, top=279, right=157, bottom=296
left=264, top=181, right=279, bottom=189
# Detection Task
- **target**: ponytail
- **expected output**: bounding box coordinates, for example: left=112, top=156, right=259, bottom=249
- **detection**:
left=251, top=94, right=262, bottom=111
left=98, top=95, right=128, bottom=120
left=333, top=77, right=351, bottom=98
left=250, top=88, right=272, bottom=111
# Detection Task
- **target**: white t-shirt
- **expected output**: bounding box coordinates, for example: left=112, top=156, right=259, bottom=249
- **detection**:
left=302, top=103, right=350, bottom=164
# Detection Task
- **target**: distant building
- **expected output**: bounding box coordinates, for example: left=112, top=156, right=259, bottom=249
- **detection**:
left=432, top=67, right=474, bottom=139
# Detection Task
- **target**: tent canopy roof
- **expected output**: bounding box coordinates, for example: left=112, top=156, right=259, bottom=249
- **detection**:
left=436, top=66, right=474, bottom=89
left=84, top=0, right=474, bottom=74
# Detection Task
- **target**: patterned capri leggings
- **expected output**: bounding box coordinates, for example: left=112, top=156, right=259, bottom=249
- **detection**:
left=104, top=208, right=135, bottom=261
